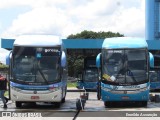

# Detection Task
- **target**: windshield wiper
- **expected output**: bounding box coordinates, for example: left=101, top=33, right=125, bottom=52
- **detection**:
left=37, top=63, right=49, bottom=85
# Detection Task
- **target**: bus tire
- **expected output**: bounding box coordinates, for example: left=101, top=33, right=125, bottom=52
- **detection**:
left=15, top=101, right=22, bottom=108
left=61, top=87, right=67, bottom=103
left=61, top=97, right=65, bottom=103
left=97, top=82, right=101, bottom=100
left=141, top=101, right=147, bottom=107
left=30, top=102, right=36, bottom=107
left=54, top=102, right=61, bottom=108
left=104, top=101, right=110, bottom=107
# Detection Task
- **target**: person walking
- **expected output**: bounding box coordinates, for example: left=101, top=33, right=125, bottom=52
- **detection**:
left=0, top=74, right=8, bottom=108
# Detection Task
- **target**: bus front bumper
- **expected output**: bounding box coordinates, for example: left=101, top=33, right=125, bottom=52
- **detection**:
left=10, top=88, right=62, bottom=102
left=101, top=89, right=149, bottom=102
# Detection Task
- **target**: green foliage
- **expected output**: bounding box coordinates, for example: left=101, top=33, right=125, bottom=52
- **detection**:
left=67, top=30, right=124, bottom=39
left=67, top=30, right=124, bottom=77
left=0, top=63, right=8, bottom=70
left=67, top=82, right=77, bottom=88
left=68, top=55, right=84, bottom=77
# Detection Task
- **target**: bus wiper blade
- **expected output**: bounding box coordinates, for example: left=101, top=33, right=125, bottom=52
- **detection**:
left=37, top=66, right=49, bottom=85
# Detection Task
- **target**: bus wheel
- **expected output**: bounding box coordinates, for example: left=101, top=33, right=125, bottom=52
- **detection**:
left=104, top=101, right=110, bottom=107
left=54, top=102, right=61, bottom=108
left=61, top=87, right=67, bottom=103
left=141, top=101, right=147, bottom=107
left=15, top=101, right=22, bottom=108
left=61, top=97, right=65, bottom=103
left=30, top=102, right=36, bottom=107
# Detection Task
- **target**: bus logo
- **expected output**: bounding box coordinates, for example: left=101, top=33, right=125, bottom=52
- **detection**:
left=2, top=112, right=11, bottom=117
left=45, top=49, right=59, bottom=53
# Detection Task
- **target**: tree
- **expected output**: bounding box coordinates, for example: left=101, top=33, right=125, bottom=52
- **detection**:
left=67, top=30, right=124, bottom=39
left=67, top=30, right=124, bottom=77
left=67, top=55, right=84, bottom=77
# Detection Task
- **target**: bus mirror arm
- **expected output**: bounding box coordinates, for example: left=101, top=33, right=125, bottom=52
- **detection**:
left=61, top=51, right=66, bottom=67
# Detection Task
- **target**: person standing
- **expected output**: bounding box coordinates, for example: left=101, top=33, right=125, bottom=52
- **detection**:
left=0, top=74, right=8, bottom=108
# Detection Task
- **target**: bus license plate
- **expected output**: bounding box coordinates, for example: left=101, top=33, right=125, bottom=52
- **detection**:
left=31, top=96, right=39, bottom=99
left=122, top=96, right=129, bottom=100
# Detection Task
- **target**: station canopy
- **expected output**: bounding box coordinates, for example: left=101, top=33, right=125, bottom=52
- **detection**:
left=62, top=39, right=103, bottom=56
left=1, top=38, right=104, bottom=57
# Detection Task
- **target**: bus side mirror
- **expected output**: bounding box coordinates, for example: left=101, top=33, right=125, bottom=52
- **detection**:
left=61, top=51, right=66, bottom=67
left=96, top=53, right=101, bottom=68
left=149, top=52, right=154, bottom=68
left=6, top=51, right=12, bottom=66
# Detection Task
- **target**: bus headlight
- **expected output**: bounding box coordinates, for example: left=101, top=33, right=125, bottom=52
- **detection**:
left=138, top=87, right=148, bottom=92
left=11, top=86, right=21, bottom=92
left=102, top=87, right=111, bottom=91
left=49, top=87, right=60, bottom=92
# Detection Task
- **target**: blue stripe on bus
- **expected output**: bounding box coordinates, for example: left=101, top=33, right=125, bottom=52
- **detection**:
left=10, top=81, right=62, bottom=91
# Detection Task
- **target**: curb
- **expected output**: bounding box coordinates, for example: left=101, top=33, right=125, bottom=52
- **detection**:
left=67, top=88, right=85, bottom=92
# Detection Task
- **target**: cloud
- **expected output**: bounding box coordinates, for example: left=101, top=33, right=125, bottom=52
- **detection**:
left=107, top=2, right=145, bottom=37
left=0, top=48, right=10, bottom=64
left=7, top=8, right=67, bottom=34
left=0, top=0, right=78, bottom=9
left=1, top=0, right=145, bottom=38
left=0, top=22, right=2, bottom=31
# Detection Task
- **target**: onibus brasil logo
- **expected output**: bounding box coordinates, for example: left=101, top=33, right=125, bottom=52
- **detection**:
left=1, top=112, right=42, bottom=117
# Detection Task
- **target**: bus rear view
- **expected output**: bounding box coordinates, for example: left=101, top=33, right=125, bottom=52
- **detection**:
left=96, top=37, right=154, bottom=107
left=77, top=57, right=98, bottom=90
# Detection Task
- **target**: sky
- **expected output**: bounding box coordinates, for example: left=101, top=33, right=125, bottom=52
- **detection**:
left=0, top=0, right=145, bottom=39
left=0, top=48, right=10, bottom=64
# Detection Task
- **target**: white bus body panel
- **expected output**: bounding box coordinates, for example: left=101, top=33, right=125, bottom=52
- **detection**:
left=14, top=35, right=62, bottom=47
left=10, top=88, right=62, bottom=102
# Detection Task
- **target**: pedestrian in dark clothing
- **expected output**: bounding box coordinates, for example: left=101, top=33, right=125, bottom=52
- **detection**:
left=0, top=75, right=8, bottom=108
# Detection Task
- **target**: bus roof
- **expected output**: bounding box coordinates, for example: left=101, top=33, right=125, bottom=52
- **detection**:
left=102, top=37, right=148, bottom=49
left=14, top=35, right=62, bottom=47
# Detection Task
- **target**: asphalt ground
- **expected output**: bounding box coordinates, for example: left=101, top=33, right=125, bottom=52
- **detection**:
left=0, top=89, right=160, bottom=120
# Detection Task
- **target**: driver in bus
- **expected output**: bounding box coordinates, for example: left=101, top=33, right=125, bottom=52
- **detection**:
left=103, top=53, right=125, bottom=82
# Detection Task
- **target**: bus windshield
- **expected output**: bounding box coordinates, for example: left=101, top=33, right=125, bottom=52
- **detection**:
left=12, top=46, right=61, bottom=85
left=83, top=69, right=98, bottom=82
left=102, top=49, right=148, bottom=85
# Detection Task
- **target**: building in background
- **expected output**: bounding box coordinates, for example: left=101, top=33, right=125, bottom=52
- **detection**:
left=145, top=0, right=160, bottom=67
left=146, top=0, right=160, bottom=91
left=1, top=38, right=14, bottom=50
left=1, top=0, right=160, bottom=66
left=0, top=38, right=12, bottom=65
left=146, top=0, right=160, bottom=40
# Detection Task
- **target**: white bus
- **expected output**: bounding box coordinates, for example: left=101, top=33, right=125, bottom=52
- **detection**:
left=6, top=35, right=67, bottom=108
